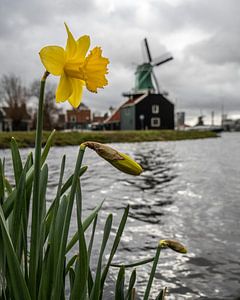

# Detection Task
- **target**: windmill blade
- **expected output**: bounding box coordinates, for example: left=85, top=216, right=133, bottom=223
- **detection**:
left=152, top=69, right=160, bottom=94
left=151, top=52, right=173, bottom=67
left=144, top=38, right=152, bottom=62
left=153, top=55, right=173, bottom=67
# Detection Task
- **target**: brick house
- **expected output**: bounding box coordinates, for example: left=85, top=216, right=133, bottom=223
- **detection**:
left=66, top=103, right=91, bottom=130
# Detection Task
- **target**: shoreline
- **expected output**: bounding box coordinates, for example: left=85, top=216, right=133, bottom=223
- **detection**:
left=0, top=130, right=219, bottom=149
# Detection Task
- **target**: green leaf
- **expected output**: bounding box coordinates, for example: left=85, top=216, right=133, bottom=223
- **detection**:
left=41, top=130, right=56, bottom=163
left=4, top=176, right=13, bottom=195
left=9, top=168, right=26, bottom=252
left=90, top=214, right=113, bottom=300
left=44, top=165, right=88, bottom=242
left=66, top=200, right=103, bottom=254
left=50, top=194, right=69, bottom=299
left=111, top=257, right=154, bottom=268
left=143, top=245, right=162, bottom=300
left=69, top=267, right=75, bottom=293
left=0, top=159, right=5, bottom=205
left=0, top=206, right=31, bottom=300
left=126, top=269, right=136, bottom=300
left=10, top=137, right=23, bottom=186
left=100, top=205, right=129, bottom=299
left=38, top=155, right=66, bottom=300
left=37, top=164, right=49, bottom=280
left=2, top=130, right=56, bottom=219
left=115, top=266, right=125, bottom=300
left=70, top=180, right=88, bottom=300
left=87, top=215, right=98, bottom=297
left=65, top=255, right=78, bottom=275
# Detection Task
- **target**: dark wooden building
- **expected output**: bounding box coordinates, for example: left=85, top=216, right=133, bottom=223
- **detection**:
left=120, top=93, right=174, bottom=130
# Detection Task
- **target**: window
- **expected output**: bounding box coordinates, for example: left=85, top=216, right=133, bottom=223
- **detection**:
left=151, top=117, right=160, bottom=127
left=152, top=105, right=159, bottom=114
left=70, top=116, right=76, bottom=123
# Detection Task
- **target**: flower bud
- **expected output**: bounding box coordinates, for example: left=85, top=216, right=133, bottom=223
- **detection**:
left=82, top=141, right=143, bottom=176
left=159, top=239, right=187, bottom=254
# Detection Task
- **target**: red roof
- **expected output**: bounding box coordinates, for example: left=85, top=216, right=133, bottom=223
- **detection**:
left=104, top=93, right=147, bottom=124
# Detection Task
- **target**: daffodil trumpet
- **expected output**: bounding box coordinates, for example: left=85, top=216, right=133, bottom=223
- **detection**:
left=82, top=141, right=143, bottom=176
left=39, top=23, right=109, bottom=108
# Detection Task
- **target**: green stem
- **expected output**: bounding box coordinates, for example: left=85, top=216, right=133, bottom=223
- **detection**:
left=143, top=245, right=161, bottom=300
left=29, top=71, right=49, bottom=300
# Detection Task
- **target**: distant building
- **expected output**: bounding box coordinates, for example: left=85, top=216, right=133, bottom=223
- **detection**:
left=66, top=103, right=91, bottom=130
left=0, top=104, right=31, bottom=131
left=55, top=114, right=66, bottom=130
left=176, top=112, right=185, bottom=129
left=104, top=106, right=121, bottom=130
left=222, top=118, right=240, bottom=131
left=91, top=113, right=108, bottom=130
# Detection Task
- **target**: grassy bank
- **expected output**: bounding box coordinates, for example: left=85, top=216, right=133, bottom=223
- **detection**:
left=0, top=130, right=218, bottom=149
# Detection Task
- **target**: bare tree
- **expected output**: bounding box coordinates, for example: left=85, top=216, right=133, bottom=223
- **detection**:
left=0, top=74, right=28, bottom=107
left=0, top=74, right=30, bottom=130
left=30, top=80, right=62, bottom=130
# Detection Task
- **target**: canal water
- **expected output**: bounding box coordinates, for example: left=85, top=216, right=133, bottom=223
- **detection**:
left=1, top=132, right=240, bottom=299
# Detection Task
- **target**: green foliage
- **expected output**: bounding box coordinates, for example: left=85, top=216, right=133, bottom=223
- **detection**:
left=0, top=130, right=218, bottom=149
left=0, top=77, right=187, bottom=300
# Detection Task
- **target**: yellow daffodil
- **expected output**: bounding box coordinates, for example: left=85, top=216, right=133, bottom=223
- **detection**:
left=39, top=23, right=109, bottom=107
left=82, top=141, right=143, bottom=176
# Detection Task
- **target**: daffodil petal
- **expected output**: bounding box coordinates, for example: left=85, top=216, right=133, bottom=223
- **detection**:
left=39, top=46, right=65, bottom=75
left=64, top=23, right=77, bottom=59
left=68, top=79, right=84, bottom=108
left=56, top=73, right=73, bottom=102
left=76, top=35, right=90, bottom=61
left=82, top=47, right=109, bottom=93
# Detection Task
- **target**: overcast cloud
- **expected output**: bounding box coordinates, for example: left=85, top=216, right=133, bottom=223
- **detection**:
left=0, top=0, right=239, bottom=124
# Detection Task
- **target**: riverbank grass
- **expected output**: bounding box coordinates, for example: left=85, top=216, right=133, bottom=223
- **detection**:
left=0, top=130, right=218, bottom=148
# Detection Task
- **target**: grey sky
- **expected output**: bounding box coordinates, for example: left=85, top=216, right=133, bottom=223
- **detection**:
left=0, top=0, right=239, bottom=124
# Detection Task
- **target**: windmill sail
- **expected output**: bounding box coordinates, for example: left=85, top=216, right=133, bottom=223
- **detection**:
left=134, top=38, right=173, bottom=94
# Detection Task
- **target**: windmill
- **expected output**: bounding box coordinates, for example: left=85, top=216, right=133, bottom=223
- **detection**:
left=134, top=38, right=173, bottom=94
